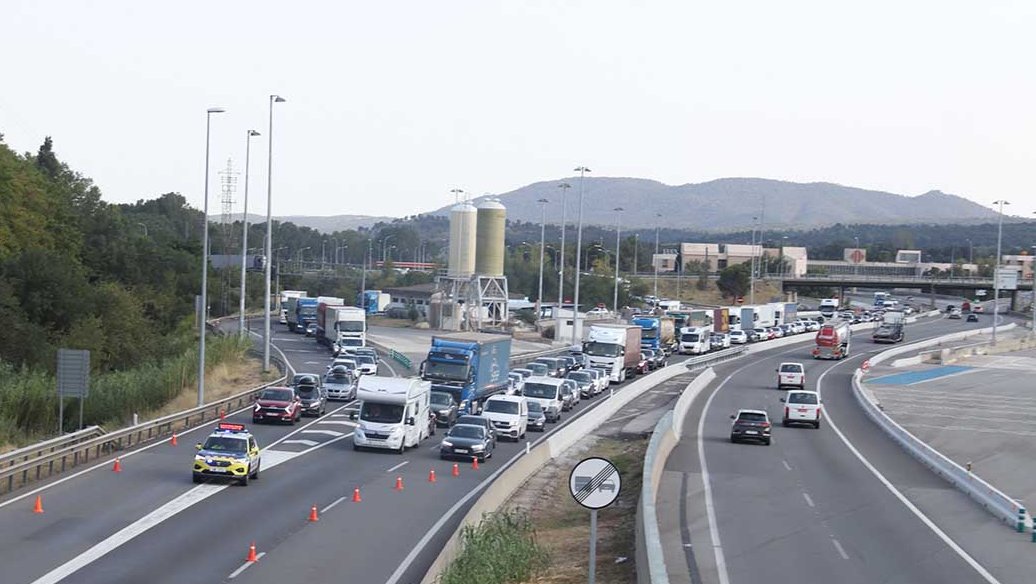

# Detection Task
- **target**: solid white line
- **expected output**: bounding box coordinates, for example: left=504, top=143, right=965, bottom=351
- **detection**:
left=321, top=496, right=347, bottom=514
left=386, top=461, right=409, bottom=473
left=802, top=492, right=815, bottom=508
left=818, top=366, right=1002, bottom=584
left=782, top=460, right=792, bottom=471
left=831, top=539, right=849, bottom=560
left=316, top=420, right=356, bottom=426
left=301, top=429, right=345, bottom=437
left=228, top=552, right=266, bottom=579
left=698, top=372, right=734, bottom=584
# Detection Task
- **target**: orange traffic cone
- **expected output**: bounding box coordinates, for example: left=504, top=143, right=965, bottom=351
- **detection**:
left=428, top=469, right=436, bottom=483
left=352, top=487, right=362, bottom=503
left=112, top=458, right=122, bottom=473
left=308, top=505, right=319, bottom=522
left=170, top=433, right=178, bottom=447
left=220, top=410, right=226, bottom=421
left=471, top=457, right=479, bottom=470
left=33, top=495, right=44, bottom=514
left=394, top=476, right=404, bottom=491
left=451, top=463, right=460, bottom=477
left=246, top=541, right=258, bottom=562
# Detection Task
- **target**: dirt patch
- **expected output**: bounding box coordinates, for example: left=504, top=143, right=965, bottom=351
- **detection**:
left=368, top=316, right=414, bottom=328
left=505, top=435, right=648, bottom=584
left=649, top=277, right=783, bottom=306
left=144, top=355, right=274, bottom=422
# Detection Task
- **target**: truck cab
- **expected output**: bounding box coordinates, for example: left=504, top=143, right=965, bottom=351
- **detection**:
left=421, top=333, right=511, bottom=415
left=583, top=324, right=640, bottom=383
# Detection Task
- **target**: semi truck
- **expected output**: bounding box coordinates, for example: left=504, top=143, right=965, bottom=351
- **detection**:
left=294, top=298, right=319, bottom=333
left=583, top=324, right=641, bottom=383
left=362, top=290, right=391, bottom=315
left=872, top=311, right=905, bottom=344
left=819, top=298, right=840, bottom=319
left=813, top=321, right=852, bottom=359
left=285, top=296, right=304, bottom=331
left=420, top=332, right=511, bottom=415
left=632, top=316, right=676, bottom=354
left=279, top=290, right=307, bottom=324
left=318, top=304, right=367, bottom=348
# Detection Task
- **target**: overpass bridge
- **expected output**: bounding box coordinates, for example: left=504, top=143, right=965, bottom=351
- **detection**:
left=772, top=274, right=1034, bottom=309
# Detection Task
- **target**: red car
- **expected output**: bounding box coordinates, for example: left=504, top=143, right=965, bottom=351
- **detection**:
left=635, top=352, right=651, bottom=375
left=252, top=387, right=302, bottom=425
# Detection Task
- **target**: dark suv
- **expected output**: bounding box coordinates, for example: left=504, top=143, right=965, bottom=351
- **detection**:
left=730, top=409, right=772, bottom=445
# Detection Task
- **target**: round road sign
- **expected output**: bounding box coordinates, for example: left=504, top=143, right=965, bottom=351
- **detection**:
left=569, top=457, right=621, bottom=509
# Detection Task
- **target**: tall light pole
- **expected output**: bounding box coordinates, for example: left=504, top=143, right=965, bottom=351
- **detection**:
left=359, top=238, right=372, bottom=307
left=612, top=207, right=624, bottom=313
left=633, top=233, right=639, bottom=276
left=556, top=182, right=571, bottom=344
left=296, top=246, right=311, bottom=272
left=238, top=129, right=260, bottom=338
left=572, top=168, right=590, bottom=345
left=263, top=94, right=286, bottom=373
left=654, top=213, right=661, bottom=302
left=968, top=238, right=974, bottom=266
left=536, top=197, right=549, bottom=320
left=854, top=236, right=860, bottom=277
left=198, top=107, right=225, bottom=407
left=992, top=199, right=1009, bottom=345
left=749, top=216, right=758, bottom=305
left=381, top=234, right=394, bottom=264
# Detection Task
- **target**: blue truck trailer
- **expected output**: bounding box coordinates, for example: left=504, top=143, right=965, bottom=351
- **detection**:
left=420, top=332, right=512, bottom=415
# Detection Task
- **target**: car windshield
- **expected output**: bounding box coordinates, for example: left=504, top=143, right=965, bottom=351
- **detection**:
left=356, top=355, right=375, bottom=365
left=737, top=412, right=767, bottom=422
left=788, top=393, right=819, bottom=405
left=202, top=436, right=248, bottom=454
left=260, top=388, right=294, bottom=401
left=780, top=365, right=802, bottom=373
left=583, top=342, right=621, bottom=357
left=512, top=369, right=532, bottom=378
left=568, top=372, right=591, bottom=382
left=339, top=321, right=365, bottom=332
left=430, top=393, right=452, bottom=407
left=327, top=371, right=351, bottom=382
left=449, top=425, right=484, bottom=439
left=681, top=333, right=700, bottom=342
left=360, top=403, right=404, bottom=423
left=297, top=386, right=319, bottom=398
left=424, top=360, right=470, bottom=381
left=527, top=401, right=543, bottom=413
left=523, top=382, right=558, bottom=399
left=526, top=364, right=548, bottom=376
left=485, top=400, right=519, bottom=414
left=334, top=360, right=357, bottom=369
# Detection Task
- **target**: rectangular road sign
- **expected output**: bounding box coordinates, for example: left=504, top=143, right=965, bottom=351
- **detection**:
left=57, top=349, right=90, bottom=397
left=995, top=268, right=1018, bottom=291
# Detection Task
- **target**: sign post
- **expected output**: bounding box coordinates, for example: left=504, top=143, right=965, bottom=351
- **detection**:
left=569, top=457, right=622, bottom=584
left=56, top=349, right=90, bottom=433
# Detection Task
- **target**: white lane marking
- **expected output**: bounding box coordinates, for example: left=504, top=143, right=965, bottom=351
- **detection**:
left=321, top=496, right=347, bottom=514
left=301, top=429, right=344, bottom=437
left=386, top=461, right=409, bottom=473
left=317, top=420, right=356, bottom=426
left=698, top=375, right=731, bottom=584
left=818, top=366, right=1003, bottom=584
left=304, top=361, right=322, bottom=365
left=228, top=552, right=266, bottom=579
left=29, top=421, right=354, bottom=584
left=280, top=439, right=319, bottom=447
left=782, top=460, right=792, bottom=471
left=802, top=492, right=815, bottom=508
left=831, top=538, right=849, bottom=560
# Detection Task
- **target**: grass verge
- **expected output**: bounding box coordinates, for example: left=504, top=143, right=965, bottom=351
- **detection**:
left=438, top=509, right=551, bottom=584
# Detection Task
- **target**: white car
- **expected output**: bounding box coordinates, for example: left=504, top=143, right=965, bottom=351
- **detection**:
left=781, top=390, right=822, bottom=428
left=507, top=372, right=525, bottom=396
left=328, top=358, right=359, bottom=374
left=728, top=330, right=748, bottom=344
left=710, top=332, right=731, bottom=349
left=776, top=362, right=806, bottom=389
left=482, top=395, right=529, bottom=441
left=353, top=354, right=378, bottom=375
left=582, top=368, right=605, bottom=394
left=590, top=366, right=611, bottom=391
left=586, top=306, right=610, bottom=317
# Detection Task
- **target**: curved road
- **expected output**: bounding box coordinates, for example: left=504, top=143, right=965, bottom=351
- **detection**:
left=666, top=313, right=1030, bottom=584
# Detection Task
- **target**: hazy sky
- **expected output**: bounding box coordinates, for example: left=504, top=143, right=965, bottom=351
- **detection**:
left=3, top=1, right=1035, bottom=219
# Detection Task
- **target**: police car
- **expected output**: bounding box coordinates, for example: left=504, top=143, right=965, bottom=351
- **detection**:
left=192, top=422, right=261, bottom=485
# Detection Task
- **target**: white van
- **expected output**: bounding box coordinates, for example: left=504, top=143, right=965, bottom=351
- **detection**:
left=520, top=376, right=565, bottom=422
left=352, top=376, right=431, bottom=454
left=482, top=395, right=529, bottom=441
left=679, top=327, right=711, bottom=355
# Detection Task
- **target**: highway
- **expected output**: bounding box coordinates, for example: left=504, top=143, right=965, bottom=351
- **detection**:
left=665, top=311, right=1030, bottom=584
left=0, top=318, right=665, bottom=584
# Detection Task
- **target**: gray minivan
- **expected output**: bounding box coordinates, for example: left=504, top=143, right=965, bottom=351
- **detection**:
left=533, top=357, right=567, bottom=378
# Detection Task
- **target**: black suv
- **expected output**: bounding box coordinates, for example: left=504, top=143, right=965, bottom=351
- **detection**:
left=730, top=409, right=772, bottom=445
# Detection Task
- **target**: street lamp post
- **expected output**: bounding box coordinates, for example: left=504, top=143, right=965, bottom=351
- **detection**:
left=238, top=129, right=260, bottom=338
left=654, top=213, right=661, bottom=302
left=633, top=233, right=639, bottom=276
left=749, top=216, right=758, bottom=305
left=556, top=183, right=571, bottom=344
left=198, top=107, right=225, bottom=407
left=263, top=94, right=286, bottom=373
left=854, top=236, right=860, bottom=277
left=992, top=200, right=1009, bottom=345
left=612, top=207, right=624, bottom=313
left=572, top=167, right=590, bottom=345
left=536, top=198, right=549, bottom=321
left=359, top=239, right=372, bottom=307
left=381, top=235, right=394, bottom=264
left=296, top=246, right=311, bottom=272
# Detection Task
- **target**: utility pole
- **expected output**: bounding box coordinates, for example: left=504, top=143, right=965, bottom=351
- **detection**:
left=556, top=183, right=571, bottom=344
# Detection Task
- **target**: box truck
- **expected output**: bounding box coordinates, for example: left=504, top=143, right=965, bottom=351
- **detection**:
left=421, top=332, right=512, bottom=415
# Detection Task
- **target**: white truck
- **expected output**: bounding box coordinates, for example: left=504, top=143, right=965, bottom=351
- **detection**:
left=317, top=305, right=367, bottom=351
left=279, top=290, right=307, bottom=325
left=352, top=376, right=431, bottom=454
left=678, top=326, right=712, bottom=355
left=583, top=324, right=641, bottom=383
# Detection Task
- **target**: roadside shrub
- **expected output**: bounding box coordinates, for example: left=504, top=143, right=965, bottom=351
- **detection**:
left=438, top=509, right=550, bottom=584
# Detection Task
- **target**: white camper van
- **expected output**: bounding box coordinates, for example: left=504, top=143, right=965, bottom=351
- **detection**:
left=352, top=376, right=431, bottom=454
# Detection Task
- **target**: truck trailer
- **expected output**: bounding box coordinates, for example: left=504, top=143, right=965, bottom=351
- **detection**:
left=813, top=322, right=852, bottom=359
left=583, top=324, right=641, bottom=383
left=421, top=332, right=512, bottom=415
left=632, top=316, right=676, bottom=354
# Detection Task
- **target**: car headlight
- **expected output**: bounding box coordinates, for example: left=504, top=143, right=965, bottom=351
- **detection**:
left=471, top=444, right=484, bottom=451
left=390, top=426, right=403, bottom=436
left=235, top=457, right=249, bottom=464
left=194, top=455, right=205, bottom=462
left=460, top=400, right=469, bottom=411
left=441, top=440, right=453, bottom=448
left=438, top=409, right=450, bottom=415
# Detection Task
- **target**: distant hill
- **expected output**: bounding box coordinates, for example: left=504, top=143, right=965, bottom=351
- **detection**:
left=243, top=214, right=392, bottom=233
left=430, top=177, right=1001, bottom=230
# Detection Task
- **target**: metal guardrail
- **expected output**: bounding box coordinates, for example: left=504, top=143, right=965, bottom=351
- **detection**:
left=682, top=344, right=747, bottom=369
left=852, top=369, right=1027, bottom=531
left=0, top=426, right=106, bottom=481
left=388, top=349, right=413, bottom=370
left=0, top=351, right=288, bottom=496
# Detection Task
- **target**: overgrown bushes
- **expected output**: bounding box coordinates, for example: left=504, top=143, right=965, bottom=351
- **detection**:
left=438, top=509, right=550, bottom=584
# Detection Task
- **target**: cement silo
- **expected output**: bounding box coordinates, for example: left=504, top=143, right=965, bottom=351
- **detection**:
left=475, top=198, right=506, bottom=277
left=447, top=201, right=477, bottom=277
